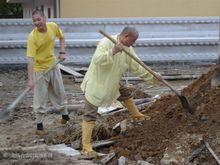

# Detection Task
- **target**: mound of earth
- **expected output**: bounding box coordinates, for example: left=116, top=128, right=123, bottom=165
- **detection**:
left=105, top=66, right=220, bottom=164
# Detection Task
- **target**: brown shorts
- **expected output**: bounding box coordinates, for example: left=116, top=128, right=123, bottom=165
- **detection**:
left=83, top=84, right=134, bottom=121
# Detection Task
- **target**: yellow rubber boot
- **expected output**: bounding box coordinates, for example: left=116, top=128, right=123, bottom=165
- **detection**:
left=124, top=98, right=150, bottom=121
left=81, top=120, right=97, bottom=157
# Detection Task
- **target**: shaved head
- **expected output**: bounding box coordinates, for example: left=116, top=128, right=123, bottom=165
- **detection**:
left=32, top=9, right=47, bottom=32
left=32, top=9, right=45, bottom=17
left=119, top=26, right=139, bottom=47
left=120, top=27, right=139, bottom=38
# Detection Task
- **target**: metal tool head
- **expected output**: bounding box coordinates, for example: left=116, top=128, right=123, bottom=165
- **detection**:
left=0, top=109, right=10, bottom=121
left=179, top=95, right=193, bottom=114
left=211, top=68, right=220, bottom=87
left=211, top=16, right=220, bottom=87
left=211, top=58, right=220, bottom=87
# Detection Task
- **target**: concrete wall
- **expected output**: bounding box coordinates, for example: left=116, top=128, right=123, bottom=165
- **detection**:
left=0, top=17, right=218, bottom=66
left=60, top=0, right=220, bottom=18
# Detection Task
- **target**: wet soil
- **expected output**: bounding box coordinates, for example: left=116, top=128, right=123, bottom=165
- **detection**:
left=106, top=66, right=220, bottom=164
left=0, top=66, right=219, bottom=164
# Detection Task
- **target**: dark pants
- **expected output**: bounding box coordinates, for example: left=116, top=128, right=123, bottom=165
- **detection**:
left=83, top=85, right=134, bottom=121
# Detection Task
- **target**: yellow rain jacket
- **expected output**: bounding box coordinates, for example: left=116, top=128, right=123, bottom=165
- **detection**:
left=81, top=35, right=155, bottom=107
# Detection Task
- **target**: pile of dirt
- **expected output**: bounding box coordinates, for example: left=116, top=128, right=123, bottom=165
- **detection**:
left=104, top=66, right=220, bottom=164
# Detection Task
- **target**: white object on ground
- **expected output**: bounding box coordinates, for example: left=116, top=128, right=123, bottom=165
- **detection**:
left=118, top=156, right=126, bottom=165
left=98, top=101, right=123, bottom=114
left=153, top=94, right=160, bottom=99
left=48, top=143, right=80, bottom=156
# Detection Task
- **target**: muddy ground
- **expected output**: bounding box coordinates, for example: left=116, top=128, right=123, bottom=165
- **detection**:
left=0, top=65, right=219, bottom=164
left=104, top=66, right=220, bottom=164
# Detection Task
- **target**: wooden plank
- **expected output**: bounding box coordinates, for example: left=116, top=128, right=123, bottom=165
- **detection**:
left=100, top=152, right=116, bottom=164
left=46, top=104, right=84, bottom=114
left=73, top=74, right=199, bottom=83
left=58, top=64, right=84, bottom=78
left=92, top=140, right=115, bottom=149
left=0, top=144, right=48, bottom=151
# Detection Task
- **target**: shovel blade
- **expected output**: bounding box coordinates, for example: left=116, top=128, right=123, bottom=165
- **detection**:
left=179, top=95, right=193, bottom=114
left=0, top=109, right=10, bottom=120
left=211, top=70, right=220, bottom=87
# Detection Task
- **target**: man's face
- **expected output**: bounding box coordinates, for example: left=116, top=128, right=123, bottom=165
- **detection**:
left=121, top=33, right=138, bottom=47
left=32, top=13, right=46, bottom=31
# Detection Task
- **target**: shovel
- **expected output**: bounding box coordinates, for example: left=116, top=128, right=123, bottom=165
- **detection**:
left=211, top=16, right=220, bottom=87
left=211, top=57, right=220, bottom=87
left=99, top=30, right=193, bottom=114
left=0, top=60, right=62, bottom=120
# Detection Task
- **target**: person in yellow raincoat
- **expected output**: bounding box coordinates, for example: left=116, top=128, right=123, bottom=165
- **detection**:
left=80, top=27, right=162, bottom=156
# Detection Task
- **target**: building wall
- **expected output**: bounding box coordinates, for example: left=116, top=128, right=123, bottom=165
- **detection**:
left=60, top=0, right=220, bottom=18
left=22, top=0, right=55, bottom=18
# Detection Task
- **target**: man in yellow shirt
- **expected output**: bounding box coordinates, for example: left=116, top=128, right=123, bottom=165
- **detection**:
left=26, top=9, right=69, bottom=136
left=80, top=27, right=162, bottom=156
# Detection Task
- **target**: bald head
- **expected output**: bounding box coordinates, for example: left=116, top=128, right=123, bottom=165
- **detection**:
left=32, top=9, right=45, bottom=17
left=119, top=27, right=139, bottom=47
left=120, top=27, right=139, bottom=38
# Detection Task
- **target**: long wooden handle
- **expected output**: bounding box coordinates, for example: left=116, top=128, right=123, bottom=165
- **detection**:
left=99, top=30, right=179, bottom=95
left=6, top=88, right=31, bottom=111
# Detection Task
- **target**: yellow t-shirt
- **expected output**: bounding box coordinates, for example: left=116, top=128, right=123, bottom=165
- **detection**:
left=26, top=22, right=63, bottom=72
